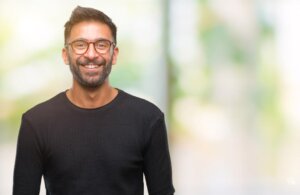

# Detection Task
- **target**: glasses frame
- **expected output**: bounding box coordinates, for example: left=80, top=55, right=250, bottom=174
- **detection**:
left=65, top=39, right=116, bottom=55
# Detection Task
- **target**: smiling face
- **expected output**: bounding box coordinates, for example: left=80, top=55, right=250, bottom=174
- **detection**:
left=62, top=21, right=119, bottom=88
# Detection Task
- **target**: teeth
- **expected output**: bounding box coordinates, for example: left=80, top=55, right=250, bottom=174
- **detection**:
left=84, top=64, right=98, bottom=69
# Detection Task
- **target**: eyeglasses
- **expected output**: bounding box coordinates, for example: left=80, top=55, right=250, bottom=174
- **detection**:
left=65, top=39, right=116, bottom=55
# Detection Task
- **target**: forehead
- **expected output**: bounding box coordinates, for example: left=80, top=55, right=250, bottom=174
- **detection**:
left=69, top=21, right=113, bottom=41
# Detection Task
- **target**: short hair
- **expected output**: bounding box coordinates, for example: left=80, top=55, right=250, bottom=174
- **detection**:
left=64, top=6, right=117, bottom=44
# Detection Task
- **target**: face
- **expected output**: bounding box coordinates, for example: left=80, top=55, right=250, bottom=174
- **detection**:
left=62, top=21, right=118, bottom=88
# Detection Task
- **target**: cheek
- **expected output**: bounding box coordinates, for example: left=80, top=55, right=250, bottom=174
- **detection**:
left=68, top=54, right=78, bottom=65
left=66, top=55, right=71, bottom=64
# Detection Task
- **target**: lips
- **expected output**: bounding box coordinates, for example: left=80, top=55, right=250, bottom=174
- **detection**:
left=76, top=57, right=106, bottom=71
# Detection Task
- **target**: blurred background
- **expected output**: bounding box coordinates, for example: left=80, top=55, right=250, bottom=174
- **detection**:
left=1, top=0, right=300, bottom=194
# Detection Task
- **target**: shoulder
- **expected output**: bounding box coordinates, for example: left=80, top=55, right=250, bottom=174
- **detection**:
left=23, top=92, right=66, bottom=122
left=116, top=90, right=165, bottom=127
left=118, top=89, right=164, bottom=116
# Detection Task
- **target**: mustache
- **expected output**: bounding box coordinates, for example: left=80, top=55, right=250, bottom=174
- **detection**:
left=76, top=57, right=106, bottom=66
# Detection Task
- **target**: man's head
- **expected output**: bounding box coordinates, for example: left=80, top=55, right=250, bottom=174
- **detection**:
left=62, top=6, right=119, bottom=88
left=64, top=6, right=117, bottom=44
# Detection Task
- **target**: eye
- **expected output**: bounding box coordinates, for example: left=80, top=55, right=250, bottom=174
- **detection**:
left=95, top=41, right=109, bottom=49
left=73, top=41, right=87, bottom=49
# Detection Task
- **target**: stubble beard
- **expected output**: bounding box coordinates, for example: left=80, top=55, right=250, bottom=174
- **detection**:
left=68, top=54, right=113, bottom=88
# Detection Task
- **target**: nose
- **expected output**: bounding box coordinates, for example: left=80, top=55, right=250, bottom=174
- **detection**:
left=85, top=43, right=98, bottom=59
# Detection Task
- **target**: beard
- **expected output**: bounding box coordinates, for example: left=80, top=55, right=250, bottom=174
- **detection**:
left=68, top=54, right=113, bottom=88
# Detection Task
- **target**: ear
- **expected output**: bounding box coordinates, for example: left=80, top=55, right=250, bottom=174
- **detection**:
left=111, top=46, right=119, bottom=65
left=62, top=47, right=69, bottom=65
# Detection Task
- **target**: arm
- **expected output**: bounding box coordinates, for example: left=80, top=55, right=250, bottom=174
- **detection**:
left=13, top=115, right=43, bottom=195
left=143, top=114, right=175, bottom=195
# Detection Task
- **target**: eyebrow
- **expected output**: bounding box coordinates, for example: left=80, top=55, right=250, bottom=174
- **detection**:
left=71, top=38, right=112, bottom=43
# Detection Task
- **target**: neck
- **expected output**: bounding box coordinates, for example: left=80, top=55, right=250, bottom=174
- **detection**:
left=66, top=81, right=118, bottom=109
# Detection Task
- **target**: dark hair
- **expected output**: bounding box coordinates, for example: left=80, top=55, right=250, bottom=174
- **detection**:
left=64, top=6, right=117, bottom=44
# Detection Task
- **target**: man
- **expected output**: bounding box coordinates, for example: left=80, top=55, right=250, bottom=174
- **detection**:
left=13, top=6, right=175, bottom=195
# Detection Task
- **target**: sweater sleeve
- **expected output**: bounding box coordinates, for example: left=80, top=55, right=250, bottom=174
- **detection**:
left=13, top=115, right=43, bottom=195
left=143, top=114, right=175, bottom=195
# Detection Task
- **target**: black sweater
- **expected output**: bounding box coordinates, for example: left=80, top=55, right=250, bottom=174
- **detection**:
left=13, top=89, right=175, bottom=195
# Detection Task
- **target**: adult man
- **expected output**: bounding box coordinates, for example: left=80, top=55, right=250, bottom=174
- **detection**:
left=13, top=6, right=175, bottom=195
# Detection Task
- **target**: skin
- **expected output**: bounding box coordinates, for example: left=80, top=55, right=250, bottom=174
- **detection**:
left=62, top=21, right=119, bottom=109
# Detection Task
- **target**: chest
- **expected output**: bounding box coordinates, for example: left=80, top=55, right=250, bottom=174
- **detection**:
left=43, top=121, right=143, bottom=177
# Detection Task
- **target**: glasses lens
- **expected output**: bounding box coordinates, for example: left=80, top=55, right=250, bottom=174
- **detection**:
left=95, top=40, right=111, bottom=53
left=72, top=40, right=88, bottom=54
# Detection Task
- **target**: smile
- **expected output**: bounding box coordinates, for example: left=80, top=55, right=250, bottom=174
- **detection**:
left=83, top=64, right=100, bottom=69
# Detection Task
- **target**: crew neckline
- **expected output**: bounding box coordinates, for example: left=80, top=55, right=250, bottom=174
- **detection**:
left=62, top=88, right=123, bottom=112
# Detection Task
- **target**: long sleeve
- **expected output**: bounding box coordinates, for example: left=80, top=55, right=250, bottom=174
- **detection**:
left=13, top=115, right=43, bottom=195
left=143, top=115, right=175, bottom=195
